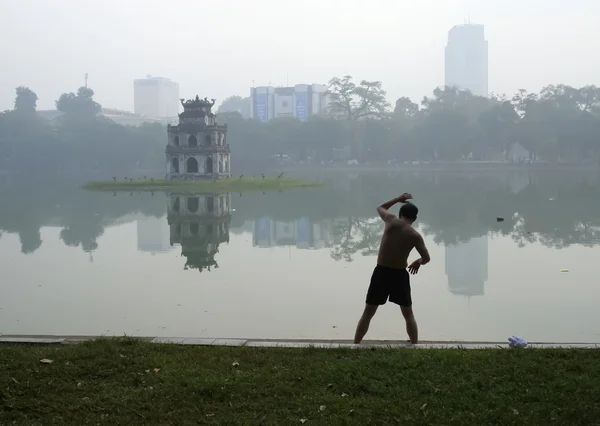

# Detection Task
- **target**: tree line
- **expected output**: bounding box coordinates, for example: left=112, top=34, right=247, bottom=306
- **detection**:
left=217, top=76, right=600, bottom=165
left=0, top=86, right=165, bottom=179
left=2, top=77, right=600, bottom=182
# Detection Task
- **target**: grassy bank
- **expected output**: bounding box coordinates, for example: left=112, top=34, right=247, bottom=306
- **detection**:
left=83, top=177, right=321, bottom=193
left=1, top=339, right=599, bottom=425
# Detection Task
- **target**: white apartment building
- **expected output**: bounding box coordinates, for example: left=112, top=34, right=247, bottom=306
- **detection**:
left=133, top=76, right=180, bottom=118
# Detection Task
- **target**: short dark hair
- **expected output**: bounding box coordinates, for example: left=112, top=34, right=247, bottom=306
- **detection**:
left=399, top=202, right=418, bottom=220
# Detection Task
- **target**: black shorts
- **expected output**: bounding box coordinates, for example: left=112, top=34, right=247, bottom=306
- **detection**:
left=365, top=265, right=412, bottom=307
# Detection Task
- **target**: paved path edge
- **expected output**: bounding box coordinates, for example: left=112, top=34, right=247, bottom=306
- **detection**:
left=0, top=335, right=598, bottom=349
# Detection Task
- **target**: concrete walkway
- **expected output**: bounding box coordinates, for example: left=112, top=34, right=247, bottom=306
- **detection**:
left=0, top=335, right=598, bottom=349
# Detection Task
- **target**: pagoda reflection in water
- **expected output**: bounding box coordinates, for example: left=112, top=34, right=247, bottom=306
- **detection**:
left=167, top=192, right=231, bottom=272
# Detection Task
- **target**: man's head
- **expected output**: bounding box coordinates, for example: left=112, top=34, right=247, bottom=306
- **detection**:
left=399, top=202, right=418, bottom=224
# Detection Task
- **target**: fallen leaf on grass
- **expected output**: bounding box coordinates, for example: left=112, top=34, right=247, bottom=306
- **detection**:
left=39, top=359, right=53, bottom=364
left=319, top=405, right=326, bottom=412
left=341, top=393, right=348, bottom=397
left=232, top=361, right=240, bottom=367
left=153, top=368, right=160, bottom=373
left=300, top=419, right=308, bottom=424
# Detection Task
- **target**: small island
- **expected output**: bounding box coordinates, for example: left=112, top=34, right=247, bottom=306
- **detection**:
left=83, top=176, right=321, bottom=192
left=83, top=95, right=321, bottom=193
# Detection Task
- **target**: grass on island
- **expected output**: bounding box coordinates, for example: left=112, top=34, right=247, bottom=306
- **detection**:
left=2, top=338, right=600, bottom=425
left=82, top=176, right=321, bottom=193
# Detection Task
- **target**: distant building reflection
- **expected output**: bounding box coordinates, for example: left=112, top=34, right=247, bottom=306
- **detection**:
left=507, top=172, right=530, bottom=194
left=444, top=235, right=488, bottom=297
left=136, top=216, right=173, bottom=254
left=167, top=193, right=231, bottom=272
left=253, top=217, right=330, bottom=249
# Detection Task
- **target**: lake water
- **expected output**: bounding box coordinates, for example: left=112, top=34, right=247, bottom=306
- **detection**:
left=1, top=170, right=600, bottom=343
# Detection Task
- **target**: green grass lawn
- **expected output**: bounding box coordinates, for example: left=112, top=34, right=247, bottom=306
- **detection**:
left=83, top=177, right=321, bottom=193
left=1, top=338, right=598, bottom=425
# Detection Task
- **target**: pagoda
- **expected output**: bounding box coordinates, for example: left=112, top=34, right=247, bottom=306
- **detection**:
left=166, top=96, right=230, bottom=179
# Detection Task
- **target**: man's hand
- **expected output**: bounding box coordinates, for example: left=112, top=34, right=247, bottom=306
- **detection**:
left=378, top=194, right=411, bottom=223
left=397, top=193, right=413, bottom=203
left=408, top=258, right=422, bottom=275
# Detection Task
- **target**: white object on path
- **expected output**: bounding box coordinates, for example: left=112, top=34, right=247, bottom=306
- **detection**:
left=508, top=336, right=528, bottom=348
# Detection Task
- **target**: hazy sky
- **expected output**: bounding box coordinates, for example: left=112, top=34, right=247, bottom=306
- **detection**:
left=1, top=0, right=598, bottom=111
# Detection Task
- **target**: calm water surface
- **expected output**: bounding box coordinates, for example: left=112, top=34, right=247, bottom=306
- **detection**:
left=1, top=171, right=599, bottom=343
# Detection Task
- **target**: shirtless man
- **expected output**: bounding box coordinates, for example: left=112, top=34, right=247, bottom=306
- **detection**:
left=353, top=193, right=430, bottom=345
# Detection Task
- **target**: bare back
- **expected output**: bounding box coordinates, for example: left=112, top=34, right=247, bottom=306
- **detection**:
left=377, top=218, right=420, bottom=269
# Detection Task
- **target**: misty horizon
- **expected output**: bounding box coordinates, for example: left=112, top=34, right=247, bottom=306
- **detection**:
left=1, top=0, right=599, bottom=112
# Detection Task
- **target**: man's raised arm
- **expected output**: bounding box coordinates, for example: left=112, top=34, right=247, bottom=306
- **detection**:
left=377, top=193, right=412, bottom=223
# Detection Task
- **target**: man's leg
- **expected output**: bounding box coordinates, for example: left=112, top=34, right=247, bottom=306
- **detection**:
left=354, top=304, right=378, bottom=344
left=400, top=305, right=418, bottom=344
